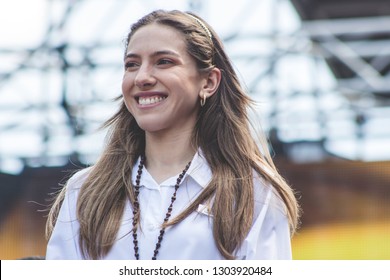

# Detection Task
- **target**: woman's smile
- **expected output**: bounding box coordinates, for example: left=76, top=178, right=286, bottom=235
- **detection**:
left=138, top=95, right=166, bottom=106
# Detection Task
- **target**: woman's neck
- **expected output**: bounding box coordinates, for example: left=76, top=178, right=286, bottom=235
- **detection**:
left=144, top=130, right=196, bottom=184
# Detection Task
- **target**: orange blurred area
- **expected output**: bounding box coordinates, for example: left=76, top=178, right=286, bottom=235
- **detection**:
left=0, top=201, right=47, bottom=260
left=292, top=220, right=390, bottom=259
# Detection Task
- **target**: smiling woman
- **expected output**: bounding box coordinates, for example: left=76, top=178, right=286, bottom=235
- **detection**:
left=45, top=9, right=300, bottom=260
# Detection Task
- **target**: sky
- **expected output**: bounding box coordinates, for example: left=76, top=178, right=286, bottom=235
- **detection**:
left=1, top=0, right=390, bottom=174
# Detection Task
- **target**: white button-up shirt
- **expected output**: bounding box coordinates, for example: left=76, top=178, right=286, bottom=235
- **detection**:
left=46, top=151, right=292, bottom=259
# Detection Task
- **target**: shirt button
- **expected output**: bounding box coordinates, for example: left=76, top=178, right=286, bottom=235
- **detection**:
left=148, top=223, right=158, bottom=231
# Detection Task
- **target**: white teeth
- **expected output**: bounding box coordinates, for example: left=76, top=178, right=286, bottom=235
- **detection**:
left=138, top=96, right=166, bottom=105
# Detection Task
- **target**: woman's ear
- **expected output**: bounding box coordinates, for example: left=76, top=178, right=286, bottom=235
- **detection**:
left=200, top=67, right=221, bottom=99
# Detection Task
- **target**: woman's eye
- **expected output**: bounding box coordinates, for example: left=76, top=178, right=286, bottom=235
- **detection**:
left=125, top=61, right=138, bottom=69
left=157, top=59, right=173, bottom=65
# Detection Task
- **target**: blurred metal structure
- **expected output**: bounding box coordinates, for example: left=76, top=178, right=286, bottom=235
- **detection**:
left=291, top=0, right=390, bottom=97
left=1, top=0, right=390, bottom=178
left=288, top=0, right=390, bottom=161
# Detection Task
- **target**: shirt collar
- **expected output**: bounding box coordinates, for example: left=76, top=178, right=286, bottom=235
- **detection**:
left=131, top=149, right=212, bottom=189
left=186, top=149, right=212, bottom=189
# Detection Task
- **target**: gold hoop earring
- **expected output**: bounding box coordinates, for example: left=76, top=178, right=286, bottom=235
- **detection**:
left=200, top=94, right=207, bottom=107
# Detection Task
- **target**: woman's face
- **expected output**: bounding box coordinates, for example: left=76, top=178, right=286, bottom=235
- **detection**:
left=122, top=23, right=206, bottom=135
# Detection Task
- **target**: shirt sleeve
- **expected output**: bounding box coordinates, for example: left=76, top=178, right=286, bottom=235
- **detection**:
left=45, top=169, right=90, bottom=260
left=236, top=185, right=292, bottom=260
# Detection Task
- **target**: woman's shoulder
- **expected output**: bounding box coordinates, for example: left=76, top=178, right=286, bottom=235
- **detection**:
left=65, top=166, right=93, bottom=191
left=252, top=171, right=287, bottom=218
left=252, top=171, right=272, bottom=201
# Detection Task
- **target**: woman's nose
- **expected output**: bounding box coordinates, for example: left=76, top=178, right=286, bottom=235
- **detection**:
left=134, top=65, right=156, bottom=89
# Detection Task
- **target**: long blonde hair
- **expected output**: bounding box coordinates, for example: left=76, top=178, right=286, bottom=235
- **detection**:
left=46, top=10, right=300, bottom=259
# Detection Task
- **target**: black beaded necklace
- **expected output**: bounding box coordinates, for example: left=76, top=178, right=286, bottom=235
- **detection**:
left=132, top=156, right=192, bottom=260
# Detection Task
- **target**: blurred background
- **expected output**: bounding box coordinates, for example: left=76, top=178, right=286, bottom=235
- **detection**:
left=0, top=0, right=389, bottom=260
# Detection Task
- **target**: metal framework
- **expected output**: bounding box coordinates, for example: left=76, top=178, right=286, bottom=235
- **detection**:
left=1, top=0, right=390, bottom=176
left=289, top=0, right=390, bottom=161
left=291, top=0, right=390, bottom=97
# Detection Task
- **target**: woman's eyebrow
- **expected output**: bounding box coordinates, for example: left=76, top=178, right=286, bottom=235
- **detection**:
left=124, top=53, right=140, bottom=60
left=125, top=50, right=180, bottom=59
